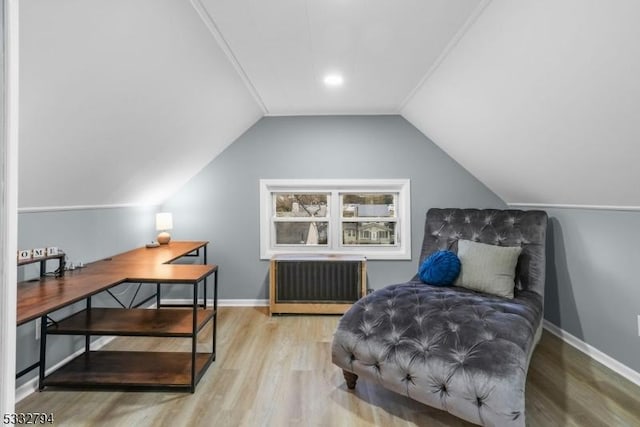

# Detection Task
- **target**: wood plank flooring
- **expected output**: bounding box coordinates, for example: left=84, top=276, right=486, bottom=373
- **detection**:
left=16, top=307, right=640, bottom=426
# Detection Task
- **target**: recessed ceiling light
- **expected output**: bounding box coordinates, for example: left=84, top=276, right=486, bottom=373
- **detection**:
left=323, top=73, right=344, bottom=87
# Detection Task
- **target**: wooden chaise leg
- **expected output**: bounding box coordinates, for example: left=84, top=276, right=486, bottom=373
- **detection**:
left=343, top=370, right=358, bottom=390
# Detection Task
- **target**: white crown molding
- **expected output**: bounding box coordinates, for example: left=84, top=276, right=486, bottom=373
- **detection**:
left=190, top=0, right=268, bottom=115
left=543, top=320, right=640, bottom=388
left=263, top=111, right=396, bottom=118
left=19, top=203, right=159, bottom=213
left=398, top=0, right=493, bottom=112
left=509, top=203, right=640, bottom=212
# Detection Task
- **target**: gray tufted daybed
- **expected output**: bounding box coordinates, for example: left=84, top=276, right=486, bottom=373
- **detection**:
left=331, top=208, right=547, bottom=426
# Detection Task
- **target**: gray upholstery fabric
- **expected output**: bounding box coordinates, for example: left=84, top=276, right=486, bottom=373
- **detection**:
left=331, top=208, right=547, bottom=426
left=419, top=209, right=547, bottom=299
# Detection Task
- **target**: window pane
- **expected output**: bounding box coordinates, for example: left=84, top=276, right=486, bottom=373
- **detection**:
left=275, top=222, right=328, bottom=245
left=341, top=193, right=395, bottom=217
left=342, top=222, right=396, bottom=245
left=274, top=193, right=328, bottom=217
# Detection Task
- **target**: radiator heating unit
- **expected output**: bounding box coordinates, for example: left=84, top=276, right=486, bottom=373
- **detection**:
left=269, top=254, right=367, bottom=314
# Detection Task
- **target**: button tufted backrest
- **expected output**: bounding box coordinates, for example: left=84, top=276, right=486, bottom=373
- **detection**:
left=420, top=208, right=548, bottom=298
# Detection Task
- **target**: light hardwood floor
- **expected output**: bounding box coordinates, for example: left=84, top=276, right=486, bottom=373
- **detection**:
left=17, top=307, right=640, bottom=426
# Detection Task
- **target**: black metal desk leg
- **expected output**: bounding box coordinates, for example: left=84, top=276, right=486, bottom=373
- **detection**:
left=156, top=283, right=161, bottom=308
left=191, top=281, right=198, bottom=393
left=38, top=315, right=47, bottom=390
left=203, top=245, right=208, bottom=308
left=85, top=297, right=91, bottom=353
left=213, top=269, right=218, bottom=359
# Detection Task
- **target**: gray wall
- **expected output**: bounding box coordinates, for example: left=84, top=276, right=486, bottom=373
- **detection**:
left=161, top=116, right=506, bottom=300
left=542, top=207, right=640, bottom=373
left=16, top=206, right=157, bottom=387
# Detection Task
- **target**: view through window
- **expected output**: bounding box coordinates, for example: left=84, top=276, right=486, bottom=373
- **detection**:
left=260, top=180, right=411, bottom=260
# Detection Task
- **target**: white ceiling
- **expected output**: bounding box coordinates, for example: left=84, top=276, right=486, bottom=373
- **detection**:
left=198, top=0, right=482, bottom=115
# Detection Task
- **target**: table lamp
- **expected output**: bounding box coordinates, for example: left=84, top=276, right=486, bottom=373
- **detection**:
left=156, top=212, right=173, bottom=244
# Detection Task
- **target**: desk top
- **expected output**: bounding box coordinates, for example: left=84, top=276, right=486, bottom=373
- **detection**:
left=105, top=241, right=208, bottom=265
left=17, top=241, right=216, bottom=325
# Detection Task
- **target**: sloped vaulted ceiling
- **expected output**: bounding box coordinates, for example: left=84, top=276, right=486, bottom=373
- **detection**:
left=22, top=0, right=638, bottom=209
left=402, top=0, right=640, bottom=208
left=19, top=0, right=263, bottom=209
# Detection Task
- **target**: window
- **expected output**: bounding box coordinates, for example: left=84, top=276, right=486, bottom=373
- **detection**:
left=260, top=179, right=411, bottom=260
left=273, top=193, right=329, bottom=245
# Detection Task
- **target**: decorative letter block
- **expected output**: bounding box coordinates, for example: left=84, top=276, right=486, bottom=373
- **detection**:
left=32, top=248, right=45, bottom=258
left=46, top=247, right=59, bottom=256
left=18, top=250, right=31, bottom=261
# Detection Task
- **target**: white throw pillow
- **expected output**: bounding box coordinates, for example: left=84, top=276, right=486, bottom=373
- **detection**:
left=455, top=239, right=521, bottom=299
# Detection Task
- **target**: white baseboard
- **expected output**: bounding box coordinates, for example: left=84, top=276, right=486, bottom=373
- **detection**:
left=15, top=336, right=115, bottom=403
left=219, top=299, right=268, bottom=307
left=543, top=320, right=640, bottom=387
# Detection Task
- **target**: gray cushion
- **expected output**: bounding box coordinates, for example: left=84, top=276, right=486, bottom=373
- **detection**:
left=455, top=239, right=522, bottom=299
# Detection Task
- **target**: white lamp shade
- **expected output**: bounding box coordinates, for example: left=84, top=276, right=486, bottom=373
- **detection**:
left=156, top=212, right=173, bottom=231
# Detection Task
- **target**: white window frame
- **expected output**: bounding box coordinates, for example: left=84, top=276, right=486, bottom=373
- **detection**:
left=260, top=179, right=411, bottom=260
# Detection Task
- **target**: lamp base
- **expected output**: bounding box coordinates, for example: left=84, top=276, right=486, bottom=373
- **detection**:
left=157, top=231, right=171, bottom=245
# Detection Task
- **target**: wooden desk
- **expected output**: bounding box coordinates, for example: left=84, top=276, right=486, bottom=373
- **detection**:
left=17, top=241, right=212, bottom=325
left=17, top=241, right=218, bottom=392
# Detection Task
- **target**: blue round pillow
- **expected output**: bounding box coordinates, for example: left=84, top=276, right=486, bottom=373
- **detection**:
left=418, top=250, right=461, bottom=286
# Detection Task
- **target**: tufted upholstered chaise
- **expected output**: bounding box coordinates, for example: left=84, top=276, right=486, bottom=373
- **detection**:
left=331, top=208, right=547, bottom=426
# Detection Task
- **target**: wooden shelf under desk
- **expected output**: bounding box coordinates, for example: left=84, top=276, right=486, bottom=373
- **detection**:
left=47, top=308, right=215, bottom=337
left=42, top=351, right=212, bottom=390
